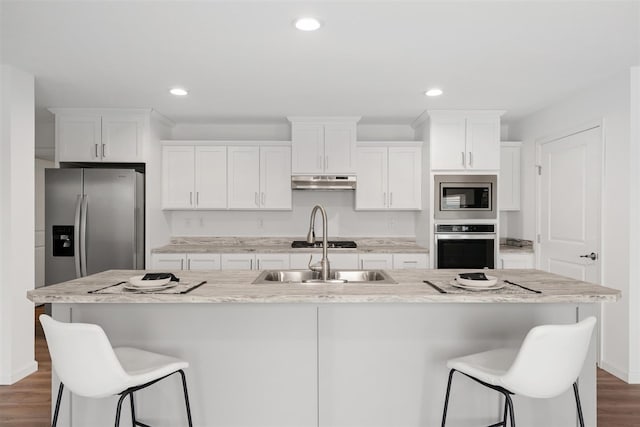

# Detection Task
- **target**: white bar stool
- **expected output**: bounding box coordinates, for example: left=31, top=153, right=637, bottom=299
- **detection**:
left=440, top=316, right=596, bottom=427
left=39, top=314, right=193, bottom=427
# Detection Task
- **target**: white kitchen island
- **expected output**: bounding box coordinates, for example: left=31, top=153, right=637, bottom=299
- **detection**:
left=28, top=269, right=619, bottom=427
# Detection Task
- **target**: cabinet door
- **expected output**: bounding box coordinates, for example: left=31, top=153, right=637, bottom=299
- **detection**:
left=150, top=253, right=187, bottom=270
left=388, top=147, right=421, bottom=210
left=324, top=123, right=356, bottom=174
left=162, top=146, right=195, bottom=209
left=228, top=146, right=260, bottom=209
left=101, top=113, right=145, bottom=161
left=290, top=253, right=314, bottom=269
left=392, top=253, right=428, bottom=269
left=466, top=115, right=500, bottom=170
left=499, top=253, right=534, bottom=269
left=260, top=146, right=292, bottom=209
left=195, top=146, right=227, bottom=209
left=358, top=253, right=393, bottom=269
left=292, top=124, right=324, bottom=174
left=256, top=253, right=290, bottom=270
left=430, top=115, right=467, bottom=170
left=187, top=253, right=221, bottom=270
left=499, top=144, right=521, bottom=211
left=355, top=147, right=388, bottom=210
left=56, top=114, right=102, bottom=162
left=221, top=254, right=256, bottom=270
left=328, top=254, right=359, bottom=270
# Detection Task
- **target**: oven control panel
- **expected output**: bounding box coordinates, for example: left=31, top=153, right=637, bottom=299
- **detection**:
left=436, top=224, right=495, bottom=233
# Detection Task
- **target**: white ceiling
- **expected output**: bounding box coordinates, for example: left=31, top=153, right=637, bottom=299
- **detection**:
left=1, top=0, right=639, bottom=126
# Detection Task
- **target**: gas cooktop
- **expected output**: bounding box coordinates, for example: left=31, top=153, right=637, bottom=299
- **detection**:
left=291, top=240, right=357, bottom=249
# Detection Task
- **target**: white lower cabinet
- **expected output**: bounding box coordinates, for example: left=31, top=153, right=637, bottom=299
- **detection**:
left=150, top=253, right=221, bottom=270
left=358, top=253, right=393, bottom=269
left=221, top=253, right=290, bottom=270
left=290, top=253, right=360, bottom=270
left=499, top=252, right=534, bottom=269
left=392, top=253, right=429, bottom=269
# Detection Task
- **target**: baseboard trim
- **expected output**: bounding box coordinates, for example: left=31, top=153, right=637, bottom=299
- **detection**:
left=599, top=360, right=631, bottom=383
left=0, top=360, right=38, bottom=385
left=628, top=370, right=640, bottom=384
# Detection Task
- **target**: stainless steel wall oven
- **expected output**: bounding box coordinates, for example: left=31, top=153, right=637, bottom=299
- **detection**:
left=434, top=224, right=496, bottom=269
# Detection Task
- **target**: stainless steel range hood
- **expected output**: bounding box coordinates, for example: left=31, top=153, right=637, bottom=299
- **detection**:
left=291, top=175, right=357, bottom=190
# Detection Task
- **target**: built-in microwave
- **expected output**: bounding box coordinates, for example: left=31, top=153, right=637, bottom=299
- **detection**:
left=434, top=174, right=497, bottom=220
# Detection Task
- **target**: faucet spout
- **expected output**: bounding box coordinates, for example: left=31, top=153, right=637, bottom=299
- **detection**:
left=307, top=205, right=330, bottom=281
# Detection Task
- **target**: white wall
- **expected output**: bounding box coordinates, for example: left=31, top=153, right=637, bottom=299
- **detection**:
left=34, top=158, right=54, bottom=289
left=0, top=65, right=37, bottom=384
left=509, top=69, right=635, bottom=382
left=164, top=122, right=420, bottom=240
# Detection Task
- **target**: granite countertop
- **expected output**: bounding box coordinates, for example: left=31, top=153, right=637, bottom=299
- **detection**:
left=28, top=268, right=620, bottom=304
left=500, top=238, right=534, bottom=254
left=152, top=237, right=429, bottom=254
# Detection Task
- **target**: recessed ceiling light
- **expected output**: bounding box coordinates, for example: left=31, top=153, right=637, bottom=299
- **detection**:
left=170, top=87, right=188, bottom=96
left=425, top=88, right=443, bottom=97
left=294, top=17, right=322, bottom=31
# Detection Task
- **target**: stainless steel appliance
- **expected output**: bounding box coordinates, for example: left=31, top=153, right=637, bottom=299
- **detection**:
left=45, top=168, right=144, bottom=285
left=291, top=240, right=357, bottom=249
left=291, top=175, right=356, bottom=190
left=434, top=224, right=496, bottom=269
left=434, top=174, right=497, bottom=220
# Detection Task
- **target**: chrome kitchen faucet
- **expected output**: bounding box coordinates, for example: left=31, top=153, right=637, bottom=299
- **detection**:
left=306, top=205, right=330, bottom=281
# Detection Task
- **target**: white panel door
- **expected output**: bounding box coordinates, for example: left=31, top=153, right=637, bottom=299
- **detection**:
left=467, top=115, right=500, bottom=170
left=57, top=114, right=102, bottom=162
left=539, top=126, right=601, bottom=282
left=430, top=115, right=467, bottom=170
left=195, top=146, right=227, bottom=209
left=260, top=146, right=292, bottom=209
left=292, top=124, right=324, bottom=174
left=162, top=146, right=195, bottom=209
left=388, top=147, right=421, bottom=209
left=101, top=113, right=145, bottom=161
left=355, top=147, right=388, bottom=210
left=227, top=146, right=260, bottom=209
left=324, top=123, right=356, bottom=174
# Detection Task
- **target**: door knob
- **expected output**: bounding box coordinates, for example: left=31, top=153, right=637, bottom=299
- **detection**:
left=579, top=252, right=598, bottom=261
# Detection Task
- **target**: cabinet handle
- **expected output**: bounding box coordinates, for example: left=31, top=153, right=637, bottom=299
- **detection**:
left=383, top=192, right=386, bottom=206
left=254, top=192, right=259, bottom=206
left=196, top=192, right=199, bottom=206
left=360, top=259, right=364, bottom=269
left=102, top=144, right=106, bottom=158
left=250, top=259, right=253, bottom=270
left=189, top=192, right=193, bottom=206
left=461, top=152, right=465, bottom=166
left=95, top=144, right=99, bottom=158
left=325, top=156, right=329, bottom=170
left=468, top=152, right=473, bottom=167
left=187, top=259, right=191, bottom=270
left=257, top=259, right=260, bottom=270
left=180, top=259, right=184, bottom=270
left=390, top=192, right=393, bottom=206
left=318, top=155, right=322, bottom=170
left=261, top=192, right=265, bottom=206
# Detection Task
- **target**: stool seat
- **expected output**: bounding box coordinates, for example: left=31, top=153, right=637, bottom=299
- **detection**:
left=447, top=348, right=518, bottom=388
left=115, top=347, right=189, bottom=387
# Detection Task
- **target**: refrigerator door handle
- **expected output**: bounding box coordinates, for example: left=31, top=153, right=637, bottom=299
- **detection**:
left=80, top=195, right=88, bottom=277
left=73, top=195, right=82, bottom=278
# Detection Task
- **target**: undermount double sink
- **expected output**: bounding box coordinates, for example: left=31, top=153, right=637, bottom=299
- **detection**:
left=252, top=270, right=397, bottom=284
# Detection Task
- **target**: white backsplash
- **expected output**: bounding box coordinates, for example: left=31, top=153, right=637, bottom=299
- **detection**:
left=169, top=191, right=419, bottom=237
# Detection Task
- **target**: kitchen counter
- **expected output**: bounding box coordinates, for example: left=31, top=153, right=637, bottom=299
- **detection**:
left=36, top=268, right=618, bottom=427
left=151, top=236, right=429, bottom=254
left=28, top=268, right=619, bottom=304
left=499, top=244, right=534, bottom=254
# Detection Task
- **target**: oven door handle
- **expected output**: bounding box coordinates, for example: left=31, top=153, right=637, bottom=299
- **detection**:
left=435, top=234, right=497, bottom=240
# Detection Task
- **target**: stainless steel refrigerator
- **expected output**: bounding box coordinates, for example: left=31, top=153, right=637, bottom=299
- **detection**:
left=45, top=168, right=144, bottom=285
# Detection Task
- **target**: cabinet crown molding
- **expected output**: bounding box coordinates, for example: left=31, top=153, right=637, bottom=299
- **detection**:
left=287, top=116, right=361, bottom=124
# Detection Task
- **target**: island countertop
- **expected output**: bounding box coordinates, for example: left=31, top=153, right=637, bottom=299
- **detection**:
left=28, top=268, right=620, bottom=304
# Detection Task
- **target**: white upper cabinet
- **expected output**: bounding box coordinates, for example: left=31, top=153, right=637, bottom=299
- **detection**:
left=356, top=142, right=422, bottom=210
left=228, top=144, right=292, bottom=210
left=429, top=111, right=503, bottom=171
left=52, top=109, right=147, bottom=163
left=162, top=145, right=227, bottom=210
left=499, top=142, right=522, bottom=211
left=289, top=117, right=360, bottom=175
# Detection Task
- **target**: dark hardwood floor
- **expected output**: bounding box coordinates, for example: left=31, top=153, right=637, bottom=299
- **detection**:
left=1, top=306, right=639, bottom=426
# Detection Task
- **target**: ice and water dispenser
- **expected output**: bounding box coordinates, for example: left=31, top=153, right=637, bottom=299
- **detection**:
left=52, top=225, right=74, bottom=257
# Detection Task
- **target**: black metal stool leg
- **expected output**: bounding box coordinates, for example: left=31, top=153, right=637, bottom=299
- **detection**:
left=441, top=369, right=455, bottom=427
left=179, top=369, right=194, bottom=427
left=130, top=392, right=136, bottom=425
left=114, top=391, right=129, bottom=427
left=573, top=382, right=585, bottom=427
left=51, top=382, right=64, bottom=427
left=505, top=393, right=516, bottom=427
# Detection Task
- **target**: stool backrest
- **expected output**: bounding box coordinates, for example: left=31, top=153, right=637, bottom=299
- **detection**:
left=39, top=315, right=130, bottom=398
left=501, top=316, right=596, bottom=398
